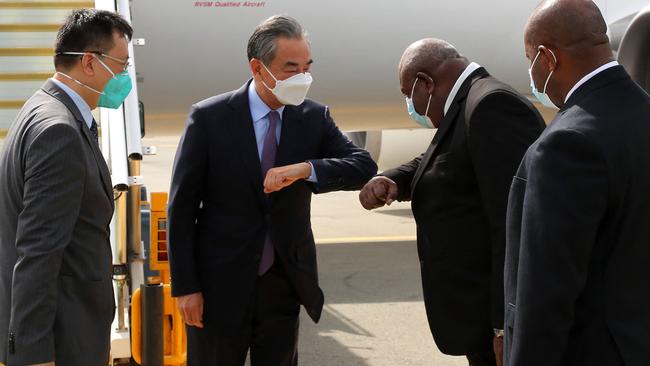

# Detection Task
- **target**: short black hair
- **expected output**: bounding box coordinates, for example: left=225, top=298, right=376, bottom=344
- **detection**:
left=54, top=8, right=133, bottom=71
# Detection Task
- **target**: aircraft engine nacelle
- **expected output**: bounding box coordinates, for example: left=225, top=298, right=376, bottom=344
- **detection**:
left=617, top=4, right=650, bottom=94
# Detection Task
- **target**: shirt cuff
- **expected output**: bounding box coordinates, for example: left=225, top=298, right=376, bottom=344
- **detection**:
left=306, top=161, right=318, bottom=183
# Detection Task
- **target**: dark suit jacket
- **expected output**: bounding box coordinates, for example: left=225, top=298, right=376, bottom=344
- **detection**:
left=0, top=80, right=115, bottom=366
left=168, top=80, right=377, bottom=333
left=382, top=68, right=544, bottom=355
left=504, top=66, right=650, bottom=366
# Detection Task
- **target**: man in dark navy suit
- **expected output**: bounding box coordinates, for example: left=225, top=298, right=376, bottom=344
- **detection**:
left=504, top=1, right=650, bottom=365
left=167, top=15, right=377, bottom=366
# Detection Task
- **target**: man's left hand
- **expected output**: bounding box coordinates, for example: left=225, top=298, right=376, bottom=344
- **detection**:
left=263, top=162, right=311, bottom=193
left=493, top=334, right=504, bottom=366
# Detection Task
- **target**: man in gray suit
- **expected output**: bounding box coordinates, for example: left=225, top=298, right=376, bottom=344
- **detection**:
left=0, top=9, right=133, bottom=366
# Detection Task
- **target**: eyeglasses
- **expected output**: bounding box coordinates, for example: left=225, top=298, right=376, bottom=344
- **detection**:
left=57, top=51, right=131, bottom=73
left=91, top=51, right=131, bottom=73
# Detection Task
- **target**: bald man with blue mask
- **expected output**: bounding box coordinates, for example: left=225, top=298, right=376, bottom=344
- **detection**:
left=359, top=38, right=545, bottom=366
left=504, top=1, right=650, bottom=365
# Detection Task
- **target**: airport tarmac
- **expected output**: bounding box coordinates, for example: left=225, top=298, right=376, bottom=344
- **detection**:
left=292, top=240, right=467, bottom=366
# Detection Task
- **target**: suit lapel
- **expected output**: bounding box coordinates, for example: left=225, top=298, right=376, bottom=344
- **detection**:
left=410, top=68, right=489, bottom=194
left=41, top=80, right=114, bottom=204
left=226, top=80, right=267, bottom=208
left=79, top=122, right=114, bottom=204
left=410, top=103, right=460, bottom=194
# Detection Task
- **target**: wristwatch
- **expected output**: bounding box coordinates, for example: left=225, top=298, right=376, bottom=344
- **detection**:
left=494, top=329, right=505, bottom=338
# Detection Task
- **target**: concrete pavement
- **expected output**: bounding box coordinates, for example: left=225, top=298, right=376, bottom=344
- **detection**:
left=295, top=241, right=467, bottom=366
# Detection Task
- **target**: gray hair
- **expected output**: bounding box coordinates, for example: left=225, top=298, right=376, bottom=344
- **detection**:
left=247, top=15, right=308, bottom=65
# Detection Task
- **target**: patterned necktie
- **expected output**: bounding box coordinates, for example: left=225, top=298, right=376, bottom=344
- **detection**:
left=258, top=110, right=279, bottom=275
left=90, top=119, right=99, bottom=145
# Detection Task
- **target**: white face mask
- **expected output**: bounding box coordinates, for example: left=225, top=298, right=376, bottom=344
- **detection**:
left=261, top=63, right=312, bottom=106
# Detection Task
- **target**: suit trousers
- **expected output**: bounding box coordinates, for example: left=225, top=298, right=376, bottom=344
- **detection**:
left=186, top=259, right=301, bottom=366
left=467, top=350, right=497, bottom=366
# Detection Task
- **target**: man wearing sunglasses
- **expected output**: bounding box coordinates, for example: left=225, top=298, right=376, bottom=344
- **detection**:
left=0, top=9, right=133, bottom=366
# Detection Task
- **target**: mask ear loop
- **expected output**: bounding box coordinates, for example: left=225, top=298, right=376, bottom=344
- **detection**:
left=530, top=50, right=542, bottom=90
left=411, top=77, right=432, bottom=117
left=410, top=77, right=419, bottom=99
left=531, top=50, right=542, bottom=70
left=62, top=51, right=117, bottom=78
left=56, top=71, right=104, bottom=95
left=260, top=62, right=280, bottom=91
left=542, top=48, right=557, bottom=94
left=94, top=56, right=116, bottom=78
left=424, top=93, right=432, bottom=117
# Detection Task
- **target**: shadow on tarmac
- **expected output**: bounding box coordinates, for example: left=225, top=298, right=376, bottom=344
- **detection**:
left=373, top=208, right=414, bottom=218
left=299, top=241, right=425, bottom=365
left=246, top=240, right=426, bottom=365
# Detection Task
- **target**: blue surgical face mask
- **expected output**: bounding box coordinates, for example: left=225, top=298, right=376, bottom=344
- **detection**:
left=529, top=48, right=557, bottom=109
left=56, top=52, right=132, bottom=109
left=405, top=77, right=434, bottom=128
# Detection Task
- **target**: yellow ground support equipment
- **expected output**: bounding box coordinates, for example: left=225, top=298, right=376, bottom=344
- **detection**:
left=131, top=192, right=186, bottom=365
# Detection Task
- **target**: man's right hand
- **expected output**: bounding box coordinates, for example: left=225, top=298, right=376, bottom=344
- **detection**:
left=177, top=292, right=204, bottom=328
left=359, top=176, right=399, bottom=210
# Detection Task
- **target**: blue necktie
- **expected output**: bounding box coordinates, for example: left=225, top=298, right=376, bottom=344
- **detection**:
left=258, top=110, right=279, bottom=275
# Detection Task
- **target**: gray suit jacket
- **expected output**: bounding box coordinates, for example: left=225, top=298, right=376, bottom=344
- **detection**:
left=0, top=80, right=115, bottom=366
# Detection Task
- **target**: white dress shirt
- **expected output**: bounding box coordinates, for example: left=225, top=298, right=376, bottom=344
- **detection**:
left=247, top=80, right=317, bottom=182
left=565, top=61, right=619, bottom=103
left=50, top=78, right=94, bottom=129
left=444, top=62, right=481, bottom=116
